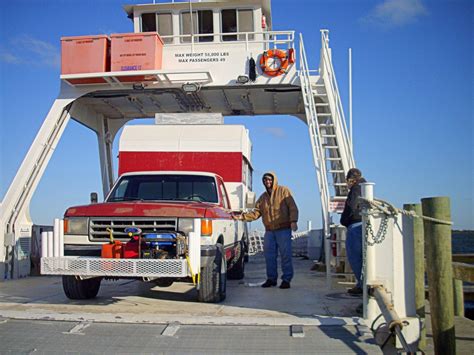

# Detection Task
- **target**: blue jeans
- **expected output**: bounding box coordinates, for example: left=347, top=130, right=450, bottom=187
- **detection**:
left=346, top=222, right=363, bottom=288
left=264, top=228, right=293, bottom=282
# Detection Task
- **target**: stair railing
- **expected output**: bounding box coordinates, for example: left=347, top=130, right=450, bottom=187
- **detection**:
left=319, top=30, right=355, bottom=170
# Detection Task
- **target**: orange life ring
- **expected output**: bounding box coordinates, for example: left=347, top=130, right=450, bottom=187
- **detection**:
left=260, top=49, right=290, bottom=77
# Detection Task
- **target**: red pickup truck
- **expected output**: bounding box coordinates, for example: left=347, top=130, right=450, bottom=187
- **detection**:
left=43, top=124, right=254, bottom=303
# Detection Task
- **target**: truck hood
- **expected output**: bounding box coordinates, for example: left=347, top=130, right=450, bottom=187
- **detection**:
left=65, top=201, right=213, bottom=218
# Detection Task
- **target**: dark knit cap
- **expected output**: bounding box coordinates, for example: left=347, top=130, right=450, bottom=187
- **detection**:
left=346, top=168, right=362, bottom=180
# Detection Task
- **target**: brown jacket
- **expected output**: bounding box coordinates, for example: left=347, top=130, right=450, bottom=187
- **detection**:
left=242, top=172, right=298, bottom=231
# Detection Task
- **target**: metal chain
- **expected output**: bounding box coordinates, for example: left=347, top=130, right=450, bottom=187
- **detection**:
left=361, top=215, right=389, bottom=284
left=365, top=216, right=389, bottom=246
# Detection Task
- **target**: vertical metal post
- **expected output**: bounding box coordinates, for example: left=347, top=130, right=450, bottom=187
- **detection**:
left=361, top=182, right=375, bottom=320
left=349, top=48, right=353, bottom=151
left=421, top=197, right=455, bottom=355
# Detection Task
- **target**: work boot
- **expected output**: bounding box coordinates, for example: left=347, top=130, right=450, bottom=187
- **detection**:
left=347, top=286, right=362, bottom=296
left=355, top=303, right=363, bottom=315
left=261, top=279, right=277, bottom=288
left=279, top=280, right=291, bottom=289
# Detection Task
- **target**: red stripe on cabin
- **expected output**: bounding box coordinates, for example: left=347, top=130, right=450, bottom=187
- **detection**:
left=119, top=152, right=243, bottom=183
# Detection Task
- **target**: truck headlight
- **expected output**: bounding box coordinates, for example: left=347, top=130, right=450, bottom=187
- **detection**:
left=178, top=218, right=194, bottom=235
left=64, top=217, right=89, bottom=235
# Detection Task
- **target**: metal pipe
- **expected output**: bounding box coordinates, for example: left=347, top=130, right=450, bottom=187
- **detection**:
left=372, top=285, right=415, bottom=353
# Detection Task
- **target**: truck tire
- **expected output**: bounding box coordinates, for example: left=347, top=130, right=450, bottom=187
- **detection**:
left=197, top=243, right=227, bottom=303
left=62, top=275, right=102, bottom=300
left=155, top=278, right=174, bottom=287
left=227, top=240, right=245, bottom=280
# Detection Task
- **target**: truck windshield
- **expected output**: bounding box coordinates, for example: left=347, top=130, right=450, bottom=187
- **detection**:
left=107, top=174, right=218, bottom=203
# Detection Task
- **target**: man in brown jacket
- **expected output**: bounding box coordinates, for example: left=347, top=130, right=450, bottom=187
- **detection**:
left=239, top=172, right=298, bottom=289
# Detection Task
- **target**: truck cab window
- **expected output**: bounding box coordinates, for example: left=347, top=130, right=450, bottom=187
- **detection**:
left=222, top=9, right=254, bottom=41
left=181, top=10, right=214, bottom=43
left=107, top=175, right=218, bottom=203
left=218, top=180, right=230, bottom=209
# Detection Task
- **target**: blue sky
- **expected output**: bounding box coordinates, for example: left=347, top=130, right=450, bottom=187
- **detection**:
left=1, top=0, right=472, bottom=230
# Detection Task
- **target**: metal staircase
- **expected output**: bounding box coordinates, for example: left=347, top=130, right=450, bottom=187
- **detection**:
left=299, top=30, right=355, bottom=284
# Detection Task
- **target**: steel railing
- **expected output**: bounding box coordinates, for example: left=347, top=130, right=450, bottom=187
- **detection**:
left=319, top=30, right=355, bottom=169
left=160, top=30, right=294, bottom=52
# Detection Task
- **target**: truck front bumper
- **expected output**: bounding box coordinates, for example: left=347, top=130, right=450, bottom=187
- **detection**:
left=41, top=244, right=217, bottom=278
left=41, top=257, right=189, bottom=278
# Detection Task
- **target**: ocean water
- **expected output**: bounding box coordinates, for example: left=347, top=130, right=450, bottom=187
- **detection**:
left=451, top=230, right=474, bottom=319
left=452, top=230, right=474, bottom=254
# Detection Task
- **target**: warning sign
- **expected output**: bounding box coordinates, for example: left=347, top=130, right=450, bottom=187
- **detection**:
left=329, top=199, right=346, bottom=213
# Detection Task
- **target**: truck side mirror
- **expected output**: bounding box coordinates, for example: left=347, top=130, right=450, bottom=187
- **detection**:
left=90, top=192, right=98, bottom=204
left=245, top=191, right=256, bottom=209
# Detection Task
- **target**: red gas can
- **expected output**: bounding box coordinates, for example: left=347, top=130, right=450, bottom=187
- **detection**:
left=101, top=241, right=122, bottom=258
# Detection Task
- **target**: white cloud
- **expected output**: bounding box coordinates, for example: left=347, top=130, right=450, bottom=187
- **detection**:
left=0, top=52, right=21, bottom=64
left=263, top=127, right=286, bottom=139
left=0, top=35, right=60, bottom=68
left=360, top=0, right=428, bottom=28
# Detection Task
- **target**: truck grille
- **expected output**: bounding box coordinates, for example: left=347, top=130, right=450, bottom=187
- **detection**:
left=89, top=218, right=177, bottom=242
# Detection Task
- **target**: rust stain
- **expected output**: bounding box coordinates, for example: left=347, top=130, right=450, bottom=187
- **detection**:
left=114, top=208, right=134, bottom=214
left=143, top=207, right=199, bottom=217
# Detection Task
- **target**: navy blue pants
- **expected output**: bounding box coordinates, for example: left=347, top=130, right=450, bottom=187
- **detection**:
left=264, top=228, right=293, bottom=282
left=346, top=222, right=363, bottom=288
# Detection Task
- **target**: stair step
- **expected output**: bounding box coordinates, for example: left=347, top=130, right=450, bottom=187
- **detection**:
left=329, top=169, right=344, bottom=173
left=319, top=124, right=334, bottom=127
left=326, top=157, right=342, bottom=161
left=312, top=84, right=325, bottom=88
left=322, top=134, right=336, bottom=138
left=317, top=113, right=332, bottom=117
left=331, top=183, right=347, bottom=186
left=313, top=93, right=328, bottom=97
left=316, top=103, right=329, bottom=107
left=324, top=146, right=339, bottom=149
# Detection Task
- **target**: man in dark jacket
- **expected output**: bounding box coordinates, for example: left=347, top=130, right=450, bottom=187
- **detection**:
left=239, top=171, right=298, bottom=289
left=340, top=168, right=366, bottom=295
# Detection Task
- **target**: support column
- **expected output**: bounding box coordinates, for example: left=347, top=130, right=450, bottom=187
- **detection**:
left=97, top=116, right=115, bottom=197
left=1, top=98, right=75, bottom=279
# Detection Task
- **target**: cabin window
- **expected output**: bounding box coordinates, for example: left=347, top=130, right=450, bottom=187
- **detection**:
left=181, top=10, right=214, bottom=43
left=157, top=13, right=173, bottom=43
left=221, top=9, right=254, bottom=41
left=141, top=13, right=156, bottom=32
left=141, top=13, right=173, bottom=43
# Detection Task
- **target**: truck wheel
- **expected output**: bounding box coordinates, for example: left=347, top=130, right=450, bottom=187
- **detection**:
left=155, top=278, right=174, bottom=287
left=227, top=241, right=245, bottom=280
left=62, top=275, right=101, bottom=300
left=197, top=243, right=227, bottom=303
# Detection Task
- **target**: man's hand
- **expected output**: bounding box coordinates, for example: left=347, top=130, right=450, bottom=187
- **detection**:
left=291, top=222, right=298, bottom=232
left=232, top=212, right=243, bottom=221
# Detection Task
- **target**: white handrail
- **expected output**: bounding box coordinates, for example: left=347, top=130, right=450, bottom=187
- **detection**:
left=319, top=30, right=355, bottom=168
left=298, top=34, right=331, bottom=220
left=160, top=30, right=295, bottom=51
